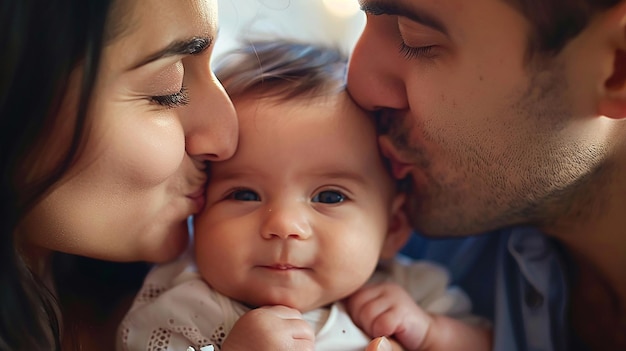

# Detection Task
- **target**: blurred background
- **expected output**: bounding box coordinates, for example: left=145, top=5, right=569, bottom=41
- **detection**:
left=215, top=0, right=366, bottom=59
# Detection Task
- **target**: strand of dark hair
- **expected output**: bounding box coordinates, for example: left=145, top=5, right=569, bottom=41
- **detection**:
left=502, top=0, right=621, bottom=59
left=0, top=1, right=113, bottom=349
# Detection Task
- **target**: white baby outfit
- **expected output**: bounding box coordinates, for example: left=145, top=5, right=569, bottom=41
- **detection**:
left=117, top=250, right=474, bottom=351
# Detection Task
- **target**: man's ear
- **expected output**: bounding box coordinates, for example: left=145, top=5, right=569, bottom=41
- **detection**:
left=598, top=2, right=626, bottom=119
left=380, top=193, right=411, bottom=260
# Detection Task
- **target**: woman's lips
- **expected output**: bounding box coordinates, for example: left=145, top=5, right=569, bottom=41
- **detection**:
left=187, top=188, right=206, bottom=212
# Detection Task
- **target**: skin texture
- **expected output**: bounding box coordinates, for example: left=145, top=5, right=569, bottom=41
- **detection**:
left=18, top=0, right=238, bottom=265
left=347, top=282, right=491, bottom=351
left=194, top=92, right=411, bottom=350
left=196, top=92, right=403, bottom=310
left=348, top=0, right=614, bottom=237
left=195, top=91, right=488, bottom=350
left=349, top=282, right=435, bottom=350
left=348, top=0, right=626, bottom=349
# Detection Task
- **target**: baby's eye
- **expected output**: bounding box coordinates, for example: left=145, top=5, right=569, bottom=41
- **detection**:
left=228, top=189, right=260, bottom=201
left=312, top=190, right=345, bottom=204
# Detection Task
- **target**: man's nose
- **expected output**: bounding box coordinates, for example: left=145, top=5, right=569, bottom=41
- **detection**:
left=347, top=15, right=409, bottom=112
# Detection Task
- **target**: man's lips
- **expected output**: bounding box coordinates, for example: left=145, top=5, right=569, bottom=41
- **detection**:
left=388, top=158, right=413, bottom=180
left=378, top=136, right=413, bottom=179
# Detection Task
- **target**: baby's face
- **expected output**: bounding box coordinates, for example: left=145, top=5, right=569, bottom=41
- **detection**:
left=195, top=91, right=399, bottom=312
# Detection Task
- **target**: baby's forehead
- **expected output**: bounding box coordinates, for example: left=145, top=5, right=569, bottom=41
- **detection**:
left=233, top=90, right=373, bottom=125
left=215, top=91, right=394, bottom=181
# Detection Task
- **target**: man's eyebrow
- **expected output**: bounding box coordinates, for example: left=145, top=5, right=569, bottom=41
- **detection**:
left=359, top=0, right=448, bottom=35
left=130, top=36, right=212, bottom=69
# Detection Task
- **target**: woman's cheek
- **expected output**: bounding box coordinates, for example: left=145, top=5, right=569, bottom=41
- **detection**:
left=111, top=116, right=186, bottom=186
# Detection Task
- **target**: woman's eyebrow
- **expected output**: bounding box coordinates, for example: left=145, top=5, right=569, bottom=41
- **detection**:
left=359, top=0, right=448, bottom=35
left=130, top=36, right=212, bottom=70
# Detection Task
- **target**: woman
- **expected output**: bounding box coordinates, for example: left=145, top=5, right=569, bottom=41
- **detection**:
left=1, top=0, right=237, bottom=349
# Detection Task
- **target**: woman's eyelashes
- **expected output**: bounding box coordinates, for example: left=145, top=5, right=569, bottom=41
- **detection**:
left=149, top=86, right=189, bottom=108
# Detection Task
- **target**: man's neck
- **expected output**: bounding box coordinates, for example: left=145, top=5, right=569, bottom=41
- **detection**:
left=541, top=138, right=626, bottom=350
left=547, top=155, right=626, bottom=297
left=568, top=251, right=626, bottom=350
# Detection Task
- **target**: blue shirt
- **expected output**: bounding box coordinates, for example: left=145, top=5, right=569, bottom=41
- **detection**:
left=401, top=227, right=583, bottom=351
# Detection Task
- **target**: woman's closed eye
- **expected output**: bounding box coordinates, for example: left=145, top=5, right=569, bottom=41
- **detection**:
left=149, top=86, right=189, bottom=108
left=312, top=190, right=346, bottom=204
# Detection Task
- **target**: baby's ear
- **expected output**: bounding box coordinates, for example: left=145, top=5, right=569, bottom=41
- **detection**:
left=380, top=193, right=411, bottom=260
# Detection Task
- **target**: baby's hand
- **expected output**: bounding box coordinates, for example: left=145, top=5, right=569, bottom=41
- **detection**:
left=366, top=336, right=407, bottom=351
left=221, top=305, right=315, bottom=351
left=346, top=282, right=432, bottom=350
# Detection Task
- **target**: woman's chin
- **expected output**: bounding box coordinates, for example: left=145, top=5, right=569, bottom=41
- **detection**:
left=141, top=222, right=190, bottom=263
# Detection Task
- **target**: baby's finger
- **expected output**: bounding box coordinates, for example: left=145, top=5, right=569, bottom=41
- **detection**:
left=350, top=298, right=396, bottom=334
left=257, top=305, right=304, bottom=320
left=365, top=336, right=392, bottom=351
left=365, top=337, right=406, bottom=351
left=369, top=307, right=405, bottom=338
left=345, top=284, right=383, bottom=315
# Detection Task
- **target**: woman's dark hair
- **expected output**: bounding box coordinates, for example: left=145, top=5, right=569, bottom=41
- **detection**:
left=504, top=0, right=621, bottom=59
left=0, top=1, right=118, bottom=349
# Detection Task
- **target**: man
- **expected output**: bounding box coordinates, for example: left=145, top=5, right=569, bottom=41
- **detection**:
left=347, top=1, right=626, bottom=350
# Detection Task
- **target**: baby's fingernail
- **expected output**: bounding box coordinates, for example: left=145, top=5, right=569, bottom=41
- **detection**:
left=377, top=337, right=392, bottom=351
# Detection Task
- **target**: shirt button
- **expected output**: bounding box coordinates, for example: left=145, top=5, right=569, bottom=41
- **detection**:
left=524, top=288, right=544, bottom=308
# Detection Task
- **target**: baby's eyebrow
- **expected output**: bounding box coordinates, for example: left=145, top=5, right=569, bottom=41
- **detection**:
left=312, top=171, right=367, bottom=185
left=208, top=169, right=260, bottom=182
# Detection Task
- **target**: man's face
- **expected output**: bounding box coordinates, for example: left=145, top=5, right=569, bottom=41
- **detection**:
left=348, top=0, right=608, bottom=236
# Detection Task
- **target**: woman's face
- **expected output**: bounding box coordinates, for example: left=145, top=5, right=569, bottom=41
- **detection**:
left=19, top=0, right=237, bottom=263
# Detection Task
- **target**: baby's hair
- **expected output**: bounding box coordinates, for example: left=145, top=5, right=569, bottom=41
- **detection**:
left=214, top=40, right=347, bottom=101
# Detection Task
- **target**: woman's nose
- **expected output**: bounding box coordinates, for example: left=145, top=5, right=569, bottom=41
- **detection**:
left=260, top=204, right=312, bottom=240
left=182, top=71, right=238, bottom=162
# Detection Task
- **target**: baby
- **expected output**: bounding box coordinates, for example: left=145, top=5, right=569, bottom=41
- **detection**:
left=117, top=40, right=490, bottom=351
